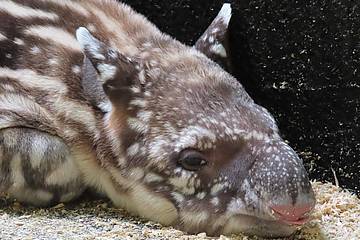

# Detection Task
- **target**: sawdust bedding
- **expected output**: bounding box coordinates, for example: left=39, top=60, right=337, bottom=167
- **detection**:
left=0, top=181, right=359, bottom=240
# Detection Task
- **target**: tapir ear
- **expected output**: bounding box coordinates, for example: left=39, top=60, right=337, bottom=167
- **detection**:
left=194, top=3, right=232, bottom=72
left=76, top=27, right=142, bottom=110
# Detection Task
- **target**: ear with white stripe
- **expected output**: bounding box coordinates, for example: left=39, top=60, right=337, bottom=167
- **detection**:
left=76, top=27, right=142, bottom=109
left=194, top=4, right=232, bottom=72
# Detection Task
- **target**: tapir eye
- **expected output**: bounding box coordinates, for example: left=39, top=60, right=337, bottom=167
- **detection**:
left=178, top=149, right=207, bottom=171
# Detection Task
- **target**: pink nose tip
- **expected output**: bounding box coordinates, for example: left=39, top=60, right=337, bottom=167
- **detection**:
left=270, top=204, right=314, bottom=224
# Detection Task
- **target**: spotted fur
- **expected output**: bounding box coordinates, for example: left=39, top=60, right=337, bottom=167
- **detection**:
left=0, top=0, right=315, bottom=237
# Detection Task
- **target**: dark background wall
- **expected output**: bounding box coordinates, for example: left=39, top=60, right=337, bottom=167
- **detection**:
left=121, top=0, right=360, bottom=194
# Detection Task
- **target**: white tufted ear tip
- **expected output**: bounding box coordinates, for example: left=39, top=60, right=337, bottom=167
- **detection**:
left=218, top=3, right=232, bottom=25
left=76, top=27, right=90, bottom=37
left=76, top=27, right=93, bottom=49
left=75, top=27, right=105, bottom=60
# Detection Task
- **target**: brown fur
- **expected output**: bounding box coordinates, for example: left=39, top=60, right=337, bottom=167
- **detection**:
left=0, top=1, right=315, bottom=237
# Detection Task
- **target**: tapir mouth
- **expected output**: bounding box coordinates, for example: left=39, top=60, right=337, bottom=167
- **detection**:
left=275, top=214, right=311, bottom=226
left=270, top=207, right=313, bottom=226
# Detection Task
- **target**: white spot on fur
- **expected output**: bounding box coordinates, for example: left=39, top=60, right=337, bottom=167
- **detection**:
left=87, top=24, right=96, bottom=32
left=0, top=1, right=58, bottom=20
left=144, top=172, right=164, bottom=183
left=211, top=28, right=219, bottom=34
left=5, top=53, right=12, bottom=59
left=13, top=38, right=24, bottom=45
left=130, top=99, right=147, bottom=108
left=138, top=69, right=146, bottom=84
left=30, top=46, right=41, bottom=55
left=25, top=26, right=81, bottom=51
left=211, top=183, right=225, bottom=195
left=210, top=44, right=227, bottom=58
left=266, top=147, right=272, bottom=153
left=97, top=64, right=117, bottom=81
left=72, top=65, right=81, bottom=74
left=196, top=192, right=206, bottom=200
left=208, top=36, right=215, bottom=43
left=46, top=158, right=81, bottom=186
left=98, top=101, right=112, bottom=113
left=243, top=130, right=270, bottom=142
left=171, top=192, right=185, bottom=203
left=211, top=197, right=220, bottom=206
left=127, top=143, right=140, bottom=157
left=144, top=91, right=152, bottom=97
left=169, top=173, right=195, bottom=195
left=0, top=68, right=67, bottom=93
left=48, top=58, right=59, bottom=66
left=127, top=117, right=148, bottom=133
left=130, top=86, right=141, bottom=93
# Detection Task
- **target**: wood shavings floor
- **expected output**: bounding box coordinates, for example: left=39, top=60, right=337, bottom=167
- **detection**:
left=0, top=181, right=359, bottom=240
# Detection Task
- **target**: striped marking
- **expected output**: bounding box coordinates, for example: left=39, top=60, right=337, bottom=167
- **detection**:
left=40, top=0, right=90, bottom=17
left=24, top=26, right=81, bottom=51
left=52, top=97, right=99, bottom=135
left=0, top=1, right=58, bottom=20
left=87, top=5, right=138, bottom=54
left=45, top=158, right=81, bottom=186
left=0, top=93, right=37, bottom=113
left=88, top=6, right=123, bottom=35
left=0, top=68, right=68, bottom=93
left=0, top=94, right=53, bottom=137
left=29, top=135, right=48, bottom=169
left=10, top=154, right=26, bottom=188
left=0, top=32, right=7, bottom=41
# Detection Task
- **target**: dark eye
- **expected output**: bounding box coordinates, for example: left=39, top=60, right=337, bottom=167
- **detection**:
left=178, top=149, right=207, bottom=171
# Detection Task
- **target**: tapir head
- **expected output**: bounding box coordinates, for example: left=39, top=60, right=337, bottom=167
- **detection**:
left=76, top=4, right=315, bottom=237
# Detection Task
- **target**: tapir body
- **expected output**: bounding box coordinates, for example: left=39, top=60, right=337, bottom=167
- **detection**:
left=0, top=0, right=315, bottom=237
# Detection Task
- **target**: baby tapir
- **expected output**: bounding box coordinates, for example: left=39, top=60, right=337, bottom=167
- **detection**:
left=0, top=0, right=316, bottom=237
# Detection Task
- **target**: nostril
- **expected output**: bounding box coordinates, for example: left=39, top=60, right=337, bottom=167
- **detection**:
left=270, top=204, right=314, bottom=222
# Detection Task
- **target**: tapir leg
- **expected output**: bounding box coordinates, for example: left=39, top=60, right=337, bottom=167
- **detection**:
left=0, top=127, right=85, bottom=206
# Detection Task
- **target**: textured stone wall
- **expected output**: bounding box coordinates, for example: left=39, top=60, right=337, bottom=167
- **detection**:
left=122, top=0, right=360, bottom=194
